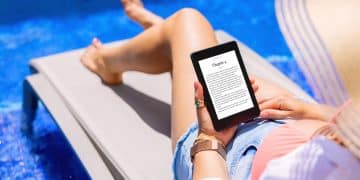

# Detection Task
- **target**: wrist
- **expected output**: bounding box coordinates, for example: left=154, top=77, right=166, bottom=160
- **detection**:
left=192, top=150, right=226, bottom=167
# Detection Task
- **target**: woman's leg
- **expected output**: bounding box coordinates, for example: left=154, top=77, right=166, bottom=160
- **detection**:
left=81, top=2, right=294, bottom=150
left=81, top=8, right=218, bottom=149
left=118, top=0, right=294, bottom=101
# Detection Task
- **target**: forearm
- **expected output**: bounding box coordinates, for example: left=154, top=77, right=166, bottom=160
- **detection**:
left=193, top=151, right=229, bottom=180
left=303, top=103, right=336, bottom=121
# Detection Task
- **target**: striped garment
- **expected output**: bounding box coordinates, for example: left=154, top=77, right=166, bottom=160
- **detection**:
left=275, top=0, right=349, bottom=106
left=260, top=136, right=360, bottom=180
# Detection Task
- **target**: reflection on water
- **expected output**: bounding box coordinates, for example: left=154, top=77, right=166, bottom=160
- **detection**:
left=0, top=104, right=89, bottom=178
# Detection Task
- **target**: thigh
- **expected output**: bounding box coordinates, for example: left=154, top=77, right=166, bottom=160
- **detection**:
left=253, top=75, right=293, bottom=102
left=165, top=8, right=218, bottom=150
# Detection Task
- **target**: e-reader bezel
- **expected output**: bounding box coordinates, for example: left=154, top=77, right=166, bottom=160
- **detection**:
left=191, top=41, right=260, bottom=131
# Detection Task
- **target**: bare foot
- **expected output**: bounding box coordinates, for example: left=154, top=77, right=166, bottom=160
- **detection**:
left=121, top=0, right=164, bottom=28
left=80, top=38, right=123, bottom=85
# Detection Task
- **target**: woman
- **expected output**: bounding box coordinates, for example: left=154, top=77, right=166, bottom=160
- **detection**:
left=81, top=1, right=338, bottom=179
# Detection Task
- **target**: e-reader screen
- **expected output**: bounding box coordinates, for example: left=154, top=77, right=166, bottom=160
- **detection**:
left=198, top=50, right=254, bottom=120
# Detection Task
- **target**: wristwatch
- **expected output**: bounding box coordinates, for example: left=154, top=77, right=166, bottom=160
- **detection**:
left=190, top=134, right=227, bottom=162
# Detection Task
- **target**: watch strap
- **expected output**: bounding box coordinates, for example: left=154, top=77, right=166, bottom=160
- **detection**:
left=190, top=139, right=227, bottom=163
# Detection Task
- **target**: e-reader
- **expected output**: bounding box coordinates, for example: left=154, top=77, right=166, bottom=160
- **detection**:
left=191, top=41, right=260, bottom=131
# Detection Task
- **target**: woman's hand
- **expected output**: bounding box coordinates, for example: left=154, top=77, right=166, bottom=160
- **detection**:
left=258, top=95, right=336, bottom=121
left=194, top=77, right=259, bottom=146
left=258, top=95, right=307, bottom=120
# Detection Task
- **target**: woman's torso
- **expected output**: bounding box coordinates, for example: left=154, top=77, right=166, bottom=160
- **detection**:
left=251, top=119, right=329, bottom=180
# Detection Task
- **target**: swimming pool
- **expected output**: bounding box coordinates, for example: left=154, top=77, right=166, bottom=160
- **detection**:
left=0, top=0, right=312, bottom=178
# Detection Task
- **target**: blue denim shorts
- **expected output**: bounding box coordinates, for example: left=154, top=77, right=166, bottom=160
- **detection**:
left=172, top=119, right=282, bottom=180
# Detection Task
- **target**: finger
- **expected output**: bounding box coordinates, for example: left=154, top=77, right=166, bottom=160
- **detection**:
left=259, top=96, right=291, bottom=111
left=249, top=77, right=259, bottom=93
left=252, top=83, right=259, bottom=93
left=257, top=96, right=273, bottom=104
left=250, top=78, right=255, bottom=84
left=260, top=109, right=292, bottom=119
left=259, top=96, right=282, bottom=110
left=194, top=81, right=204, bottom=100
left=249, top=76, right=256, bottom=84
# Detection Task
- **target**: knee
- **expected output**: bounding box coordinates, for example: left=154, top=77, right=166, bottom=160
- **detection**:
left=162, top=7, right=215, bottom=43
left=176, top=8, right=203, bottom=19
left=174, top=8, right=207, bottom=26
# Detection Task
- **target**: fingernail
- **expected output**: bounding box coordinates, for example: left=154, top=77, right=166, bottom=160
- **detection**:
left=194, top=82, right=199, bottom=89
left=194, top=82, right=199, bottom=94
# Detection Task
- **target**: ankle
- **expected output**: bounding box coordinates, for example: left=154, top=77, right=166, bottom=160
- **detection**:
left=100, top=48, right=126, bottom=74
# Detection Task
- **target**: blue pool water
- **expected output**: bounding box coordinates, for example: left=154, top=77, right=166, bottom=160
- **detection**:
left=0, top=0, right=313, bottom=178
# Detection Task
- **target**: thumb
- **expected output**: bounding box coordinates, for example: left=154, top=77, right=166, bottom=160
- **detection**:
left=194, top=81, right=213, bottom=125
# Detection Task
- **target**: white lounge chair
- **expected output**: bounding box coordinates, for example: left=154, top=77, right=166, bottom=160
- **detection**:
left=23, top=30, right=314, bottom=179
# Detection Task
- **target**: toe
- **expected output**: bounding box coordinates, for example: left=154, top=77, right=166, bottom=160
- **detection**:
left=134, top=0, right=144, bottom=7
left=121, top=0, right=131, bottom=7
left=121, top=0, right=143, bottom=7
left=92, top=38, right=103, bottom=48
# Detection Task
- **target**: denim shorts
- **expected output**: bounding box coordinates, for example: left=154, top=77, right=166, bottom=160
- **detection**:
left=172, top=119, right=283, bottom=180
